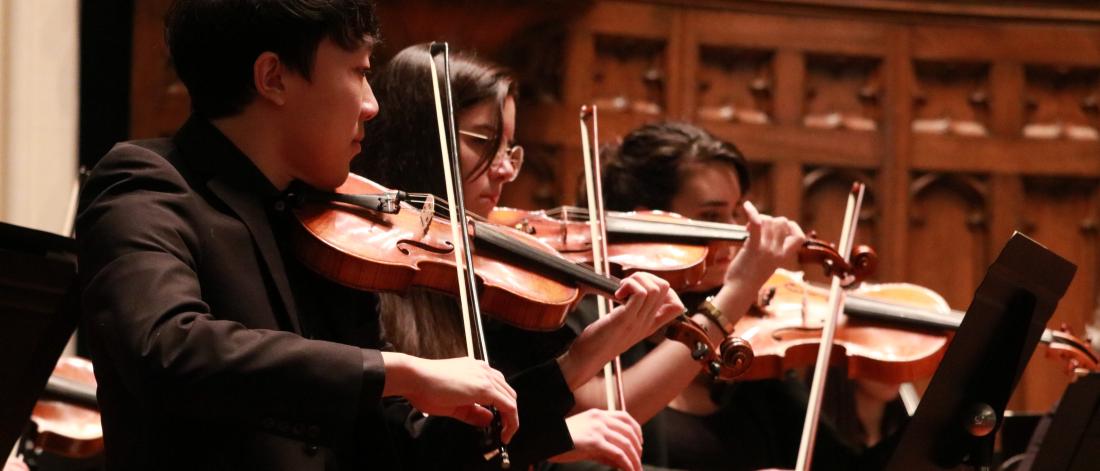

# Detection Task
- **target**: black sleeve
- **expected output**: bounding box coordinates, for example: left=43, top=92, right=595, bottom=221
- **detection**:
left=384, top=358, right=576, bottom=469
left=78, top=144, right=377, bottom=431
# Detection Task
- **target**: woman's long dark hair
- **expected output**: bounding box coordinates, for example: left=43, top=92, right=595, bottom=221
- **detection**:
left=352, top=44, right=516, bottom=360
left=354, top=43, right=516, bottom=196
left=600, top=122, right=751, bottom=212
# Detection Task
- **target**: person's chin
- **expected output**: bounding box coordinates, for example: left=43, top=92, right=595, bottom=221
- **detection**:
left=466, top=199, right=490, bottom=216
left=480, top=194, right=499, bottom=209
left=308, top=171, right=351, bottom=191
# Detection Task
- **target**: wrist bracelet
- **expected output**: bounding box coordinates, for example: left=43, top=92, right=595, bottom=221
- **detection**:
left=695, top=295, right=731, bottom=336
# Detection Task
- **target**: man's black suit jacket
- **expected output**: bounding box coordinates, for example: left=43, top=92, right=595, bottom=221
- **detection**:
left=78, top=117, right=574, bottom=470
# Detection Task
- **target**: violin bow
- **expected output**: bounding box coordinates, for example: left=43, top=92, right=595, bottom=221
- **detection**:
left=794, top=182, right=866, bottom=471
left=579, top=104, right=626, bottom=411
left=428, top=42, right=510, bottom=468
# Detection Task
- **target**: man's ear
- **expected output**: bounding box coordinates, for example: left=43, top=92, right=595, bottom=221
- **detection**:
left=253, top=51, right=287, bottom=106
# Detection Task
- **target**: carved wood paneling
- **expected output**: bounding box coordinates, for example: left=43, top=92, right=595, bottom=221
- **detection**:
left=695, top=47, right=774, bottom=125
left=803, top=54, right=882, bottom=132
left=1023, top=65, right=1100, bottom=141
left=906, top=173, right=990, bottom=308
left=591, top=35, right=667, bottom=117
left=911, top=61, right=991, bottom=138
left=1010, top=177, right=1100, bottom=409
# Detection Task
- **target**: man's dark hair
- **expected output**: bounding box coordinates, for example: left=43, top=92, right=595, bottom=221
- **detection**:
left=166, top=0, right=380, bottom=119
left=601, top=122, right=751, bottom=211
left=354, top=43, right=516, bottom=197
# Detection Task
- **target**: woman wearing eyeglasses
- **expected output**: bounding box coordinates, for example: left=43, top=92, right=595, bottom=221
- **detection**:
left=354, top=44, right=689, bottom=471
left=354, top=43, right=808, bottom=470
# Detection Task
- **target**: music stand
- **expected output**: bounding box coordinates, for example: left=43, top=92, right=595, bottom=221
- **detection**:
left=1024, top=372, right=1100, bottom=470
left=884, top=232, right=1076, bottom=471
left=0, top=221, right=79, bottom=455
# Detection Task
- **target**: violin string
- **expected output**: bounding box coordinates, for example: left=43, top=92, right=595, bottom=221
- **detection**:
left=403, top=192, right=618, bottom=292
left=406, top=194, right=490, bottom=223
left=475, top=223, right=620, bottom=294
left=550, top=206, right=749, bottom=233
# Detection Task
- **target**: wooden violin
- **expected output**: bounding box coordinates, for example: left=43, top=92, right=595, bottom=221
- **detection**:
left=24, top=356, right=102, bottom=461
left=733, top=269, right=1100, bottom=383
left=285, top=174, right=754, bottom=380
left=288, top=175, right=614, bottom=331
left=488, top=206, right=877, bottom=289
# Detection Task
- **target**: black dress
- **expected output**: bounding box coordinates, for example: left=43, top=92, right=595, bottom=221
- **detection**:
left=548, top=295, right=905, bottom=471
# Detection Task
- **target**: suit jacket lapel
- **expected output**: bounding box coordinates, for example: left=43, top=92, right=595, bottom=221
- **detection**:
left=207, top=176, right=303, bottom=334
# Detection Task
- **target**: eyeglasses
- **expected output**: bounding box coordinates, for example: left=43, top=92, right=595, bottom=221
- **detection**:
left=458, top=130, right=524, bottom=181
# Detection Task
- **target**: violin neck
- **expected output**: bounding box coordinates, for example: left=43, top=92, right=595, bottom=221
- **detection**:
left=604, top=214, right=748, bottom=242
left=44, top=375, right=99, bottom=410
left=842, top=295, right=1071, bottom=347
left=548, top=205, right=750, bottom=242
left=842, top=296, right=964, bottom=331
left=474, top=221, right=621, bottom=296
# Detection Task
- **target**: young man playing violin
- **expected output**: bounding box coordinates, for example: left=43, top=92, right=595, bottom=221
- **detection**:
left=74, top=1, right=571, bottom=469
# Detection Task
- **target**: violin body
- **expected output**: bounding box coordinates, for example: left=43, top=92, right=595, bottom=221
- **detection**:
left=735, top=269, right=951, bottom=383
left=291, top=175, right=589, bottom=331
left=28, top=357, right=103, bottom=459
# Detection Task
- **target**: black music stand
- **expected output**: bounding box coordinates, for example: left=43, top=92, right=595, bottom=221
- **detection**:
left=1024, top=372, right=1100, bottom=470
left=0, top=221, right=79, bottom=455
left=884, top=232, right=1076, bottom=471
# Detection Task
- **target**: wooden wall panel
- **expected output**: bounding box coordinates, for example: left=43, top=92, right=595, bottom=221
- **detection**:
left=1010, top=178, right=1100, bottom=409
left=904, top=174, right=990, bottom=307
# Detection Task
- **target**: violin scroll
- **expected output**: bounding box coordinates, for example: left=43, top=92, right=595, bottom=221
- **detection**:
left=665, top=314, right=754, bottom=382
left=719, top=336, right=754, bottom=379
left=1046, top=328, right=1100, bottom=375
left=798, top=235, right=877, bottom=287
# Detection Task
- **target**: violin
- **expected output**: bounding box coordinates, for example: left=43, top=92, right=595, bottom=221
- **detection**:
left=288, top=175, right=615, bottom=331
left=485, top=203, right=878, bottom=382
left=733, top=269, right=1100, bottom=383
left=285, top=174, right=756, bottom=380
left=488, top=206, right=877, bottom=289
left=24, top=356, right=102, bottom=460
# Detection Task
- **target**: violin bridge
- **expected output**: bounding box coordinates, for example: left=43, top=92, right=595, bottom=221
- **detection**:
left=419, top=195, right=435, bottom=236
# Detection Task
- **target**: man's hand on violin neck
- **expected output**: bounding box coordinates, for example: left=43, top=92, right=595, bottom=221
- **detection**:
left=551, top=409, right=644, bottom=471
left=380, top=353, right=519, bottom=443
